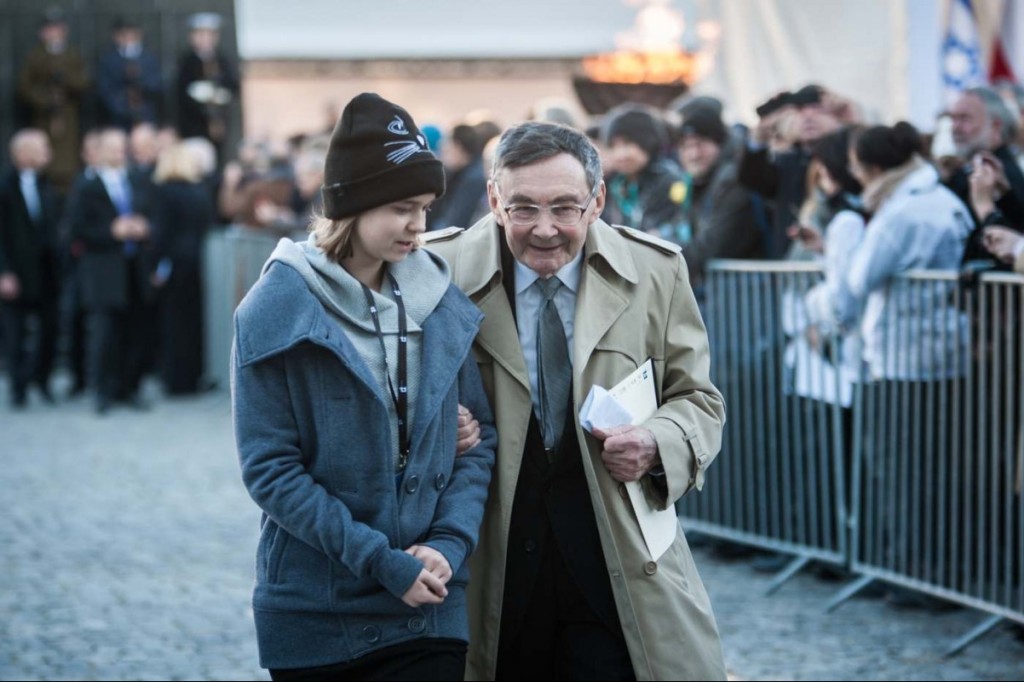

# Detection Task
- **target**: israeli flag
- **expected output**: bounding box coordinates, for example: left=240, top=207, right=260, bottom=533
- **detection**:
left=942, top=0, right=984, bottom=104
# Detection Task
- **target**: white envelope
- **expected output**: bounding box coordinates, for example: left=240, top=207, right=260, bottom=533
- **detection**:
left=579, top=359, right=678, bottom=560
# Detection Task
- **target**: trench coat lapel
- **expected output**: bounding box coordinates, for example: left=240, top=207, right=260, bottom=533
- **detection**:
left=573, top=220, right=638, bottom=374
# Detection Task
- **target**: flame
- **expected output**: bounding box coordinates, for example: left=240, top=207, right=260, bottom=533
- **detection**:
left=582, top=0, right=719, bottom=85
left=583, top=51, right=698, bottom=85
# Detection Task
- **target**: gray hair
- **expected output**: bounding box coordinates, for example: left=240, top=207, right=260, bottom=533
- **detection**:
left=966, top=86, right=1018, bottom=145
left=491, top=121, right=603, bottom=191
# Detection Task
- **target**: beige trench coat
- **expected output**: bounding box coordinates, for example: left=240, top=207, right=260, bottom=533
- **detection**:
left=426, top=217, right=727, bottom=681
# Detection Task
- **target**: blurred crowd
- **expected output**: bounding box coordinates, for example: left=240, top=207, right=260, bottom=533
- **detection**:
left=2, top=7, right=1024, bottom=419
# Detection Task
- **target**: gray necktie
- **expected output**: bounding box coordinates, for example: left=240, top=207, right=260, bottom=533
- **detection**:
left=535, top=277, right=571, bottom=451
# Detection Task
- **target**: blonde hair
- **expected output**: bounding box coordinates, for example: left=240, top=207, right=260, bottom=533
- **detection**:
left=310, top=213, right=359, bottom=261
left=309, top=207, right=424, bottom=263
left=154, top=142, right=202, bottom=183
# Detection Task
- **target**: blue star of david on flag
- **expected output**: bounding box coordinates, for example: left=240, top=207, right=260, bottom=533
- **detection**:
left=943, top=0, right=984, bottom=103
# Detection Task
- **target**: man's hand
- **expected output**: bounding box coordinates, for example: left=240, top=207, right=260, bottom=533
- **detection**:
left=787, top=223, right=823, bottom=254
left=405, top=544, right=453, bottom=584
left=455, top=404, right=481, bottom=455
left=0, top=272, right=20, bottom=301
left=983, top=225, right=1024, bottom=263
left=592, top=425, right=660, bottom=482
left=400, top=568, right=448, bottom=608
left=969, top=152, right=1009, bottom=220
left=129, top=215, right=150, bottom=240
left=111, top=216, right=134, bottom=241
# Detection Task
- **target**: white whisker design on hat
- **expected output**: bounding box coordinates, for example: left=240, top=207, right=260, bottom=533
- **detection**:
left=384, top=140, right=427, bottom=164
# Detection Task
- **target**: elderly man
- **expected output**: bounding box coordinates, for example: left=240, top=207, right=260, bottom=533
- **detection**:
left=947, top=86, right=1024, bottom=229
left=0, top=129, right=61, bottom=407
left=425, top=122, right=726, bottom=681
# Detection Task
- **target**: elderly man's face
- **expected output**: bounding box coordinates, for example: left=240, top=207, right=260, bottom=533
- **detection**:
left=951, top=93, right=993, bottom=155
left=490, top=153, right=604, bottom=279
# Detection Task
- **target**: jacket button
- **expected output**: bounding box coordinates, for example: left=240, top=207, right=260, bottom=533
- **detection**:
left=362, top=625, right=381, bottom=643
left=405, top=476, right=420, bottom=494
left=408, top=616, right=426, bottom=633
left=644, top=561, right=658, bottom=576
left=618, top=483, right=628, bottom=500
left=434, top=473, right=446, bottom=490
left=524, top=539, right=536, bottom=553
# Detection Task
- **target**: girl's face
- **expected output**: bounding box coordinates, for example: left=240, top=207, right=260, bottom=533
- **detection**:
left=350, top=193, right=435, bottom=265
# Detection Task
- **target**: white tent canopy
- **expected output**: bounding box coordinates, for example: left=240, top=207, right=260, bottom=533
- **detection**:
left=237, top=0, right=1024, bottom=130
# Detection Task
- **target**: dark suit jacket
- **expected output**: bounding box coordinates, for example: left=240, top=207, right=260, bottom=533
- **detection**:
left=0, top=168, right=60, bottom=304
left=71, top=171, right=153, bottom=310
left=96, top=45, right=164, bottom=129
left=496, top=235, right=620, bottom=640
left=175, top=50, right=239, bottom=141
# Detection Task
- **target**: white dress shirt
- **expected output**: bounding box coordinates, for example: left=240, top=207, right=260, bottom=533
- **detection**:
left=514, top=250, right=583, bottom=419
left=19, top=170, right=41, bottom=223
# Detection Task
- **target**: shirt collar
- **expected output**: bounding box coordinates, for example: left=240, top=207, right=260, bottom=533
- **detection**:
left=19, top=169, right=37, bottom=183
left=513, top=248, right=583, bottom=295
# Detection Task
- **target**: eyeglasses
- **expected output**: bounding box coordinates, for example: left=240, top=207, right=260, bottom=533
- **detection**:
left=494, top=181, right=600, bottom=227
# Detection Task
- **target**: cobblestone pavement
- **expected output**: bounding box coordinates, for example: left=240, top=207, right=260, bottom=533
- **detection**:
left=1, top=379, right=1022, bottom=680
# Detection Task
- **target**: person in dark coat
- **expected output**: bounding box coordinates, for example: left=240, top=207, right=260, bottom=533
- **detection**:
left=16, top=9, right=90, bottom=194
left=944, top=86, right=1024, bottom=267
left=738, top=85, right=842, bottom=258
left=71, top=128, right=154, bottom=414
left=96, top=18, right=163, bottom=131
left=428, top=124, right=487, bottom=230
left=175, top=13, right=239, bottom=159
left=149, top=143, right=214, bottom=394
left=600, top=104, right=689, bottom=237
left=59, top=129, right=104, bottom=397
left=0, top=129, right=62, bottom=407
left=676, top=108, right=762, bottom=288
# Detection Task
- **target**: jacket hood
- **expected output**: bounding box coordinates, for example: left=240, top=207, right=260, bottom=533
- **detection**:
left=262, top=236, right=452, bottom=333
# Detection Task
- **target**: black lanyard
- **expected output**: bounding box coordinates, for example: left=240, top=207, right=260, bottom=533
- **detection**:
left=360, top=272, right=410, bottom=471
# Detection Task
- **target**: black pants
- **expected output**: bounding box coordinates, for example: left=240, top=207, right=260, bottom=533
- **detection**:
left=3, top=300, right=59, bottom=399
left=87, top=306, right=148, bottom=404
left=269, top=638, right=466, bottom=682
left=496, top=541, right=635, bottom=681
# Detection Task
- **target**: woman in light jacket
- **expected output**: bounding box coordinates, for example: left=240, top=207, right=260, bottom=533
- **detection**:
left=822, top=122, right=972, bottom=381
left=232, top=93, right=496, bottom=681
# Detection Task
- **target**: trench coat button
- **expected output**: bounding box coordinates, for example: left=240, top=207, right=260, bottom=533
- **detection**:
left=643, top=561, right=658, bottom=576
left=434, top=473, right=446, bottom=490
left=524, top=539, right=537, bottom=553
left=362, top=625, right=381, bottom=643
left=408, top=616, right=426, bottom=633
left=618, top=483, right=628, bottom=500
left=405, top=476, right=420, bottom=494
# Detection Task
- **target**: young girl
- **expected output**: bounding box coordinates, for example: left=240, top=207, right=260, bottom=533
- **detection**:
left=232, top=93, right=496, bottom=681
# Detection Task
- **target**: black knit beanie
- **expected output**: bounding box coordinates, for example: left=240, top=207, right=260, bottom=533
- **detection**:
left=602, top=107, right=667, bottom=159
left=321, top=93, right=446, bottom=219
left=679, top=108, right=729, bottom=147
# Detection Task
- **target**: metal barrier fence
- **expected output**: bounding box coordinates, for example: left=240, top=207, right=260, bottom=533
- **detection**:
left=203, top=226, right=280, bottom=389
left=679, top=261, right=850, bottom=587
left=845, top=270, right=1024, bottom=651
left=678, top=260, right=1024, bottom=649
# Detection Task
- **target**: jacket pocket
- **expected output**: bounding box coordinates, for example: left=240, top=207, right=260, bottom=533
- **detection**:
left=267, top=523, right=291, bottom=584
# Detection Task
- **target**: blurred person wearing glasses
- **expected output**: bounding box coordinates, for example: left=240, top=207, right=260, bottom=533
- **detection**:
left=425, top=122, right=726, bottom=680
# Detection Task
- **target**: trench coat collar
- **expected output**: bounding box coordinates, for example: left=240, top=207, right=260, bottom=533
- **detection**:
left=452, top=216, right=639, bottom=393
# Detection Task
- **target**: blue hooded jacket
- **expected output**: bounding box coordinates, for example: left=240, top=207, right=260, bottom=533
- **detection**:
left=232, top=252, right=496, bottom=670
